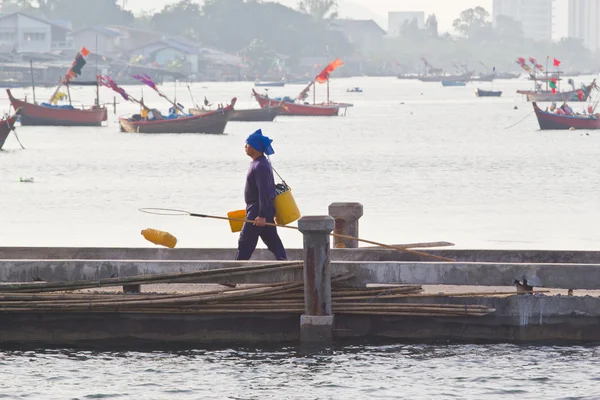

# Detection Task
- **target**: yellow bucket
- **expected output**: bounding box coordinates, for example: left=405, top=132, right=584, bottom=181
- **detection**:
left=227, top=209, right=246, bottom=233
left=274, top=188, right=301, bottom=225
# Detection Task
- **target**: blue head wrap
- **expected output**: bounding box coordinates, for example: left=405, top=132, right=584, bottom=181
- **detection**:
left=246, top=129, right=274, bottom=155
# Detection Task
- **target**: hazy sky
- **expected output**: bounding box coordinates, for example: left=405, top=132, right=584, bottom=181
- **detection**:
left=123, top=0, right=568, bottom=38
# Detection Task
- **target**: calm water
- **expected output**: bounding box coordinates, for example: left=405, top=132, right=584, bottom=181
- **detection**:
left=2, top=78, right=600, bottom=397
left=1, top=76, right=600, bottom=250
left=1, top=344, right=600, bottom=399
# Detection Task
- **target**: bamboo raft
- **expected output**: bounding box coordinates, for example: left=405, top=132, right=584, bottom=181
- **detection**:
left=0, top=262, right=496, bottom=317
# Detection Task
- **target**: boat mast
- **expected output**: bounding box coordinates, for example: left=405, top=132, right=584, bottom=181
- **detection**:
left=327, top=77, right=329, bottom=104
left=95, top=34, right=100, bottom=106
left=29, top=59, right=36, bottom=104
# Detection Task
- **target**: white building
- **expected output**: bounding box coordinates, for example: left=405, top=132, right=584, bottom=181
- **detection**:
left=387, top=11, right=425, bottom=37
left=568, top=0, right=600, bottom=51
left=493, top=0, right=553, bottom=41
left=0, top=12, right=72, bottom=53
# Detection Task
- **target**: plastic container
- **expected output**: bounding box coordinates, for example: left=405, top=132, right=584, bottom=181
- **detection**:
left=274, top=188, right=301, bottom=225
left=141, top=228, right=177, bottom=248
left=227, top=209, right=246, bottom=233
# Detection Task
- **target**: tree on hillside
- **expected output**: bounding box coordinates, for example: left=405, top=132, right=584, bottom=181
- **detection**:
left=452, top=7, right=490, bottom=38
left=42, top=0, right=133, bottom=29
left=239, top=39, right=279, bottom=77
left=493, top=15, right=524, bottom=41
left=298, top=0, right=338, bottom=20
left=149, top=0, right=202, bottom=39
left=425, top=14, right=438, bottom=38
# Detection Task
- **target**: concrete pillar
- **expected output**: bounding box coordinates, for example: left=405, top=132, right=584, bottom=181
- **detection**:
left=328, top=202, right=363, bottom=248
left=298, top=215, right=335, bottom=342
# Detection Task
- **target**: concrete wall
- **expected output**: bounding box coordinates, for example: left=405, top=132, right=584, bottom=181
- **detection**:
left=3, top=246, right=600, bottom=264
left=2, top=295, right=600, bottom=346
left=3, top=258, right=600, bottom=289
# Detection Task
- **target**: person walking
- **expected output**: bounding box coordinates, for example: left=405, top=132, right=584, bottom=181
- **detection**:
left=235, top=129, right=287, bottom=260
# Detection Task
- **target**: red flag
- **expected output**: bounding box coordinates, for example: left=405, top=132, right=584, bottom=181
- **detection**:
left=529, top=57, right=536, bottom=64
left=553, top=58, right=561, bottom=67
left=552, top=88, right=556, bottom=94
left=551, top=77, right=558, bottom=84
left=578, top=90, right=583, bottom=101
left=80, top=47, right=89, bottom=57
left=315, top=58, right=343, bottom=83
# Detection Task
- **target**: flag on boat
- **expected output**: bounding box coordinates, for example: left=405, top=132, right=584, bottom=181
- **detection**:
left=66, top=47, right=89, bottom=81
left=549, top=78, right=558, bottom=94
left=98, top=75, right=130, bottom=101
left=553, top=58, right=561, bottom=67
left=132, top=73, right=157, bottom=90
left=315, top=58, right=343, bottom=83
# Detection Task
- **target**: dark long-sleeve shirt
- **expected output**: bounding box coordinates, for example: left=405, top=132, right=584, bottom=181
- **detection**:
left=244, top=155, right=276, bottom=219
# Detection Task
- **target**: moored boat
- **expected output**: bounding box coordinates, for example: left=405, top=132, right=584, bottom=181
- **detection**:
left=441, top=80, right=467, bottom=87
left=0, top=108, right=22, bottom=149
left=252, top=89, right=350, bottom=116
left=252, top=58, right=353, bottom=117
left=254, top=81, right=285, bottom=87
left=7, top=88, right=107, bottom=126
left=190, top=105, right=280, bottom=122
left=517, top=81, right=595, bottom=102
left=119, top=99, right=236, bottom=134
left=7, top=48, right=107, bottom=126
left=532, top=102, right=600, bottom=130
left=475, top=88, right=502, bottom=97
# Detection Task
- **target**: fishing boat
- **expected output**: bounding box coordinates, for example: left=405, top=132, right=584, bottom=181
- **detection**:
left=517, top=80, right=595, bottom=102
left=6, top=49, right=107, bottom=126
left=254, top=81, right=285, bottom=87
left=0, top=108, right=22, bottom=150
left=441, top=80, right=467, bottom=87
left=475, top=88, right=502, bottom=97
left=253, top=58, right=353, bottom=117
left=190, top=105, right=280, bottom=122
left=119, top=98, right=236, bottom=134
left=7, top=87, right=107, bottom=126
left=252, top=89, right=351, bottom=116
left=532, top=102, right=600, bottom=130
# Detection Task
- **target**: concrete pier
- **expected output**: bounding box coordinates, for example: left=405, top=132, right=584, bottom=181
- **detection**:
left=298, top=216, right=335, bottom=342
left=328, top=202, right=363, bottom=248
left=3, top=243, right=600, bottom=345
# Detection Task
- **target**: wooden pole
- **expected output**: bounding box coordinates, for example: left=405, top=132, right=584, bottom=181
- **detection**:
left=29, top=59, right=36, bottom=104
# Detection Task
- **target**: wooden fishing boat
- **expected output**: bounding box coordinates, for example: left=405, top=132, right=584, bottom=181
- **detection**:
left=6, top=87, right=107, bottom=127
left=190, top=105, right=280, bottom=122
left=532, top=102, right=600, bottom=130
left=0, top=108, right=21, bottom=150
left=441, top=80, right=467, bottom=87
left=475, top=88, right=502, bottom=97
left=518, top=81, right=596, bottom=102
left=252, top=89, right=351, bottom=116
left=119, top=98, right=236, bottom=134
left=254, top=81, right=285, bottom=87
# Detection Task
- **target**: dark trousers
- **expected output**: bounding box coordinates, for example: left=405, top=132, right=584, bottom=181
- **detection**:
left=235, top=221, right=287, bottom=260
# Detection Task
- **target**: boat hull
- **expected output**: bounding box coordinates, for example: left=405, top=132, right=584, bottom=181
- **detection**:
left=252, top=89, right=348, bottom=116
left=517, top=82, right=595, bottom=102
left=533, top=102, right=600, bottom=130
left=0, top=109, right=21, bottom=149
left=230, top=107, right=280, bottom=121
left=120, top=102, right=235, bottom=134
left=475, top=89, right=503, bottom=97
left=7, top=89, right=107, bottom=126
left=441, top=80, right=467, bottom=87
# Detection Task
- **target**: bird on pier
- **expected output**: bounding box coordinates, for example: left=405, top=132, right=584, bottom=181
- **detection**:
left=514, top=276, right=534, bottom=294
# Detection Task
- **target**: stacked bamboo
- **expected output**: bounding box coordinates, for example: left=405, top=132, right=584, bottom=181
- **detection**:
left=0, top=262, right=495, bottom=317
